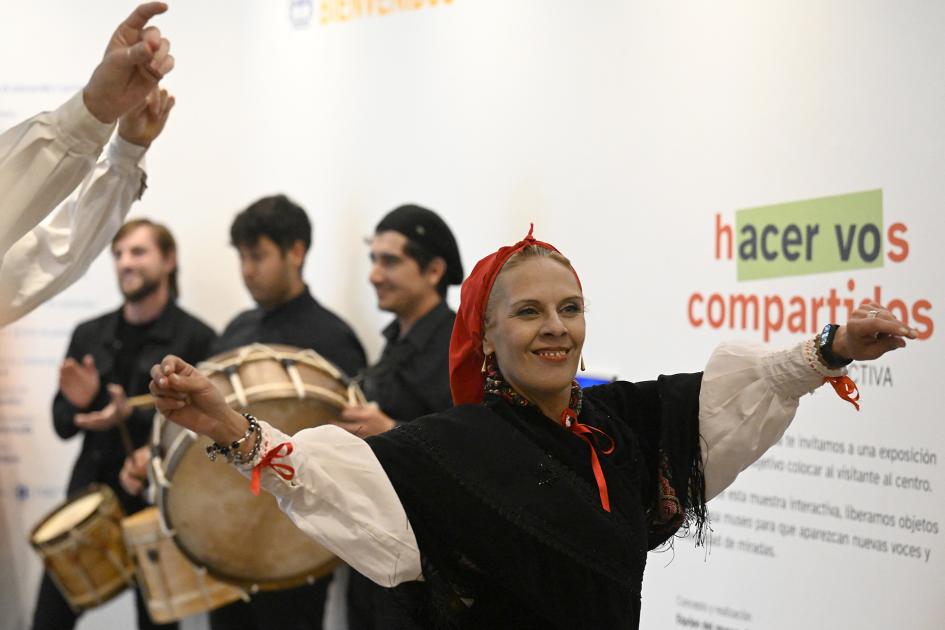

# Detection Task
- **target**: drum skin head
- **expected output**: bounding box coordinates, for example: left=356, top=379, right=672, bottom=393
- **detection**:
left=29, top=484, right=132, bottom=610
left=156, top=345, right=350, bottom=590
left=164, top=398, right=338, bottom=587
left=33, top=492, right=103, bottom=544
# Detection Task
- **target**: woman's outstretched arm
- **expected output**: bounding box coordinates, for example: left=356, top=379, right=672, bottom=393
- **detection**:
left=149, top=355, right=422, bottom=586
left=700, top=303, right=918, bottom=499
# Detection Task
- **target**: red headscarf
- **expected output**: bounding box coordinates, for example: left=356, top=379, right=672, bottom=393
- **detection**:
left=448, top=226, right=617, bottom=512
left=449, top=225, right=580, bottom=405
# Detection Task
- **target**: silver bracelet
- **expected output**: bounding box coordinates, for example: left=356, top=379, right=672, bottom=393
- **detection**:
left=231, top=420, right=264, bottom=466
left=206, top=414, right=259, bottom=463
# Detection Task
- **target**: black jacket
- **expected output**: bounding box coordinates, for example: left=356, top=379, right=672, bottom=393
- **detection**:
left=362, top=300, right=455, bottom=423
left=213, top=287, right=366, bottom=379
left=53, top=301, right=216, bottom=512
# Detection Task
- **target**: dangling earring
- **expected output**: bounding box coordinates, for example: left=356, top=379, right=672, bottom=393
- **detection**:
left=481, top=354, right=488, bottom=374
left=580, top=356, right=586, bottom=372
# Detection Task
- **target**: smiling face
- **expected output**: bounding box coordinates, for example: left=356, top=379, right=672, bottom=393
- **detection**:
left=112, top=225, right=174, bottom=303
left=482, top=255, right=585, bottom=415
left=369, top=230, right=444, bottom=321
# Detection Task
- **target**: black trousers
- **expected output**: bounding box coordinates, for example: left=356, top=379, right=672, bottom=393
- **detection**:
left=208, top=576, right=330, bottom=630
left=30, top=571, right=178, bottom=630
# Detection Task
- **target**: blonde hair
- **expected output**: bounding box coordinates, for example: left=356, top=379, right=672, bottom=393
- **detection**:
left=484, top=246, right=576, bottom=325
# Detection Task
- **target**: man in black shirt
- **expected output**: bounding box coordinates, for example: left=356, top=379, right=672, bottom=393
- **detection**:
left=31, top=219, right=216, bottom=630
left=210, top=194, right=365, bottom=377
left=208, top=194, right=366, bottom=630
left=336, top=204, right=464, bottom=630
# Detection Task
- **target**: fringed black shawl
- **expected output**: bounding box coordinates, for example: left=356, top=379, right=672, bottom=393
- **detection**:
left=367, top=372, right=705, bottom=630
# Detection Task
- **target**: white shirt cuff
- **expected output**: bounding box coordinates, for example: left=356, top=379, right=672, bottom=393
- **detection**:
left=55, top=90, right=116, bottom=153
left=108, top=134, right=148, bottom=169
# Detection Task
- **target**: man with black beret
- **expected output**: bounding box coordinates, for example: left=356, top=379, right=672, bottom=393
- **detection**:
left=330, top=203, right=463, bottom=630
left=335, top=203, right=463, bottom=437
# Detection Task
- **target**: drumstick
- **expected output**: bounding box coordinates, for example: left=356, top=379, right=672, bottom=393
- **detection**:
left=127, top=394, right=155, bottom=409
left=117, top=420, right=135, bottom=457
left=116, top=395, right=153, bottom=456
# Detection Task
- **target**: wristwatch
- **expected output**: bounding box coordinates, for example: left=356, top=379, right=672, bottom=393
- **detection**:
left=817, top=323, right=853, bottom=369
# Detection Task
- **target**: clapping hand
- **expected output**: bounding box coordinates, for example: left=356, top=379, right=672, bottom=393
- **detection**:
left=59, top=354, right=100, bottom=409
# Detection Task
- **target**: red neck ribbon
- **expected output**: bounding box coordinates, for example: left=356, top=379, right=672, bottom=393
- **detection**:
left=825, top=375, right=860, bottom=411
left=250, top=442, right=296, bottom=496
left=561, top=408, right=615, bottom=512
left=449, top=224, right=613, bottom=511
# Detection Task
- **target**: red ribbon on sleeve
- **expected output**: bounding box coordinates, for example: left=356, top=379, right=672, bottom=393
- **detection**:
left=825, top=375, right=860, bottom=411
left=250, top=442, right=296, bottom=496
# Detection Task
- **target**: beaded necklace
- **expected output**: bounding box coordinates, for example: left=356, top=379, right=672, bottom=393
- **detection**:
left=482, top=353, right=583, bottom=417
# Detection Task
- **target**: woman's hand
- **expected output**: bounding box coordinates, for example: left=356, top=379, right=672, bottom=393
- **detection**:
left=149, top=355, right=246, bottom=444
left=833, top=303, right=919, bottom=361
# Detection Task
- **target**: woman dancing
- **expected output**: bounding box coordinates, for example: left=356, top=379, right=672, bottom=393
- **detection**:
left=150, top=227, right=915, bottom=629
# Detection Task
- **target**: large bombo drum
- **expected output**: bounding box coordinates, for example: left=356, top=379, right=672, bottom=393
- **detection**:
left=29, top=484, right=133, bottom=611
left=151, top=344, right=365, bottom=591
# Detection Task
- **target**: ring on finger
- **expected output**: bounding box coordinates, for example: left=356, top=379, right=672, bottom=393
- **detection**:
left=867, top=309, right=879, bottom=318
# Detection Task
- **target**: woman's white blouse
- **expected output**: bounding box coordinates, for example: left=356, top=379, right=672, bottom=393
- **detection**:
left=240, top=339, right=845, bottom=587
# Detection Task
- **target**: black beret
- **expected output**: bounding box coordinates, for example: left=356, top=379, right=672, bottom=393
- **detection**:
left=375, top=204, right=464, bottom=285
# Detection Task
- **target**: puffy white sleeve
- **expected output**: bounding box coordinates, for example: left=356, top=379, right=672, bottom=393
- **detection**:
left=240, top=421, right=422, bottom=587
left=0, top=91, right=115, bottom=256
left=700, top=339, right=847, bottom=500
left=0, top=135, right=147, bottom=326
left=0, top=91, right=150, bottom=327
left=242, top=340, right=850, bottom=586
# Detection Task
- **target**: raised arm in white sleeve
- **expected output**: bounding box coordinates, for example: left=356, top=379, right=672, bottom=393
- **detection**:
left=244, top=421, right=423, bottom=587
left=699, top=338, right=846, bottom=499
left=0, top=91, right=115, bottom=256
left=0, top=135, right=146, bottom=326
left=0, top=92, right=148, bottom=326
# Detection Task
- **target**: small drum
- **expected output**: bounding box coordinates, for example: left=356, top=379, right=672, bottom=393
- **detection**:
left=29, top=484, right=133, bottom=611
left=151, top=344, right=366, bottom=590
left=122, top=507, right=245, bottom=623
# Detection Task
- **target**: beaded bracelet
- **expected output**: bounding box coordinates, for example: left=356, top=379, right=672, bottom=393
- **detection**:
left=231, top=420, right=264, bottom=466
left=206, top=413, right=259, bottom=463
